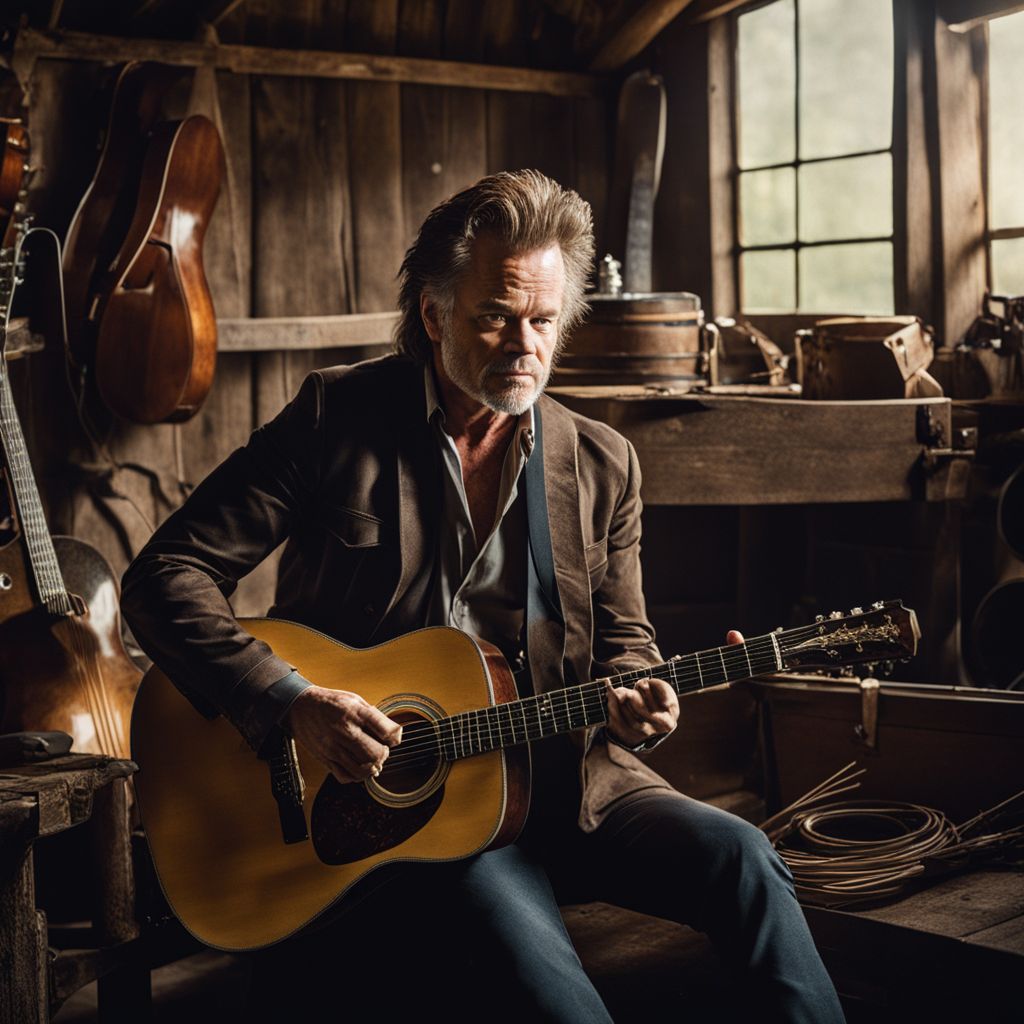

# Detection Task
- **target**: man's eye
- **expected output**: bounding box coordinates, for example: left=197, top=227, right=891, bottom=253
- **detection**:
left=532, top=318, right=552, bottom=328
left=482, top=314, right=507, bottom=326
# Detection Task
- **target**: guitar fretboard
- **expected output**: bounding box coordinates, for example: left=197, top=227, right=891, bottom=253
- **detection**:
left=0, top=245, right=76, bottom=617
left=435, top=639, right=781, bottom=762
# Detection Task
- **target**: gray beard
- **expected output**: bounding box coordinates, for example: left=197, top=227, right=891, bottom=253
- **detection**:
left=438, top=329, right=554, bottom=416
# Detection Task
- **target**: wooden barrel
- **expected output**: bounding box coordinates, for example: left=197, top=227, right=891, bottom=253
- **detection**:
left=555, top=292, right=708, bottom=386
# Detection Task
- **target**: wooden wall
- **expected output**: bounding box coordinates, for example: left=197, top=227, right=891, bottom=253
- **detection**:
left=10, top=0, right=612, bottom=617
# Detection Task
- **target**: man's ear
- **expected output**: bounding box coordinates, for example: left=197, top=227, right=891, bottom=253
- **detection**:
left=420, top=293, right=442, bottom=344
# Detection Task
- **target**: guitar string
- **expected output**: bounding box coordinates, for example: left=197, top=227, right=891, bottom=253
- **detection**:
left=380, top=626, right=886, bottom=763
left=376, top=622, right=898, bottom=770
left=380, top=637, right=782, bottom=758
left=380, top=614, right=904, bottom=766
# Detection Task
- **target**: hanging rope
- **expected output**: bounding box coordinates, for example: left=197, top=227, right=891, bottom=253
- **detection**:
left=761, top=762, right=1024, bottom=908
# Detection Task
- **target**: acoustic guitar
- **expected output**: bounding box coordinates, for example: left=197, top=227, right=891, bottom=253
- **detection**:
left=0, top=136, right=141, bottom=759
left=131, top=602, right=919, bottom=951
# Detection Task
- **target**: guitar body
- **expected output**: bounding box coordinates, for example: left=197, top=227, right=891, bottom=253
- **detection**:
left=94, top=114, right=224, bottom=424
left=0, top=533, right=141, bottom=759
left=131, top=620, right=529, bottom=951
left=62, top=62, right=178, bottom=370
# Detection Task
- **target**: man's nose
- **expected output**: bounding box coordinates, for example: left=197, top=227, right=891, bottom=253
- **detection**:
left=502, top=319, right=538, bottom=354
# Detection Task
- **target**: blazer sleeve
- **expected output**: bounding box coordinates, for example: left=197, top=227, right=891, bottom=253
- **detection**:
left=120, top=371, right=325, bottom=750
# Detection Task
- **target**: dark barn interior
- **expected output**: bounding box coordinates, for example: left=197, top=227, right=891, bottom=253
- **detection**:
left=0, top=0, right=1022, bottom=1021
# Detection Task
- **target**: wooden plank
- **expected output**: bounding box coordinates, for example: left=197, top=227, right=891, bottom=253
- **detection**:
left=971, top=913, right=1024, bottom=955
left=11, top=26, right=606, bottom=98
left=347, top=0, right=404, bottom=315
left=573, top=95, right=612, bottom=260
left=707, top=14, right=737, bottom=317
left=652, top=18, right=711, bottom=302
left=484, top=0, right=535, bottom=176
left=216, top=313, right=398, bottom=351
left=933, top=16, right=988, bottom=346
left=938, top=0, right=1024, bottom=30
left=688, top=0, right=753, bottom=23
left=893, top=0, right=938, bottom=327
left=589, top=0, right=697, bottom=71
left=857, top=872, right=1024, bottom=940
left=549, top=392, right=964, bottom=505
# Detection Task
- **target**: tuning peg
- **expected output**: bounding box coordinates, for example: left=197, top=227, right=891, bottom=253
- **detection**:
left=872, top=601, right=884, bottom=610
left=850, top=606, right=863, bottom=615
left=829, top=610, right=843, bottom=619
left=815, top=614, right=824, bottom=622
left=775, top=626, right=783, bottom=634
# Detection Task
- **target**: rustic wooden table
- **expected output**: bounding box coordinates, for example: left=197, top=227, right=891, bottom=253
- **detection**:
left=0, top=754, right=138, bottom=1024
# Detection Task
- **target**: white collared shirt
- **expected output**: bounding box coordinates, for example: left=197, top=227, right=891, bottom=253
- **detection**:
left=424, top=366, right=533, bottom=664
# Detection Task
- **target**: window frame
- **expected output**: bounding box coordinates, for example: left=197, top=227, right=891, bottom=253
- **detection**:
left=705, top=0, right=992, bottom=347
left=731, top=0, right=897, bottom=315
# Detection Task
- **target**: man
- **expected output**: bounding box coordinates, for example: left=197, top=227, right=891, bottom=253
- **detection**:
left=122, top=170, right=844, bottom=1022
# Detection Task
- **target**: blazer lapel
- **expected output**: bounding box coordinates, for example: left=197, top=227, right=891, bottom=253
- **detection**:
left=529, top=396, right=593, bottom=691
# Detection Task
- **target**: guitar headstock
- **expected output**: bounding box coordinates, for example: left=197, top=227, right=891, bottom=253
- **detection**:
left=777, top=600, right=919, bottom=671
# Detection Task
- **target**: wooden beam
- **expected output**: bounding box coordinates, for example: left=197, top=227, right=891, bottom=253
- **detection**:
left=215, top=313, right=398, bottom=352
left=589, top=0, right=697, bottom=71
left=203, top=0, right=250, bottom=26
left=8, top=27, right=606, bottom=98
left=688, top=0, right=755, bottom=24
left=938, top=0, right=1024, bottom=31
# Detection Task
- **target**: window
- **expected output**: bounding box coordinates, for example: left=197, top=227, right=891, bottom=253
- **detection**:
left=987, top=10, right=1024, bottom=296
left=735, top=0, right=894, bottom=314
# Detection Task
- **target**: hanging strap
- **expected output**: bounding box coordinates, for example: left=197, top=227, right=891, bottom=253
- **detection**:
left=524, top=403, right=563, bottom=626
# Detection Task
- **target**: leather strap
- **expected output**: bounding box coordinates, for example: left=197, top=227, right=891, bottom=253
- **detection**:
left=524, top=403, right=563, bottom=626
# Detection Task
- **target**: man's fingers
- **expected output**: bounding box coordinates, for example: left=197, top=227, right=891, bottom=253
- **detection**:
left=726, top=629, right=745, bottom=645
left=361, top=703, right=403, bottom=747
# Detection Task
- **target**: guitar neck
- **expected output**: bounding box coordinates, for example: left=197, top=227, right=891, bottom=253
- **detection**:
left=436, top=635, right=781, bottom=763
left=0, top=244, right=77, bottom=618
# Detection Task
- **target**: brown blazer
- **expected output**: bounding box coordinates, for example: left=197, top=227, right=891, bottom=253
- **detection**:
left=121, top=355, right=676, bottom=831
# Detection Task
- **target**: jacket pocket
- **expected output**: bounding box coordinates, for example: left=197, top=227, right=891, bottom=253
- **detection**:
left=585, top=534, right=608, bottom=591
left=323, top=506, right=384, bottom=548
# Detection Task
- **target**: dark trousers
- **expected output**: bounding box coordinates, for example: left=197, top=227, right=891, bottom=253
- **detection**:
left=246, top=791, right=845, bottom=1023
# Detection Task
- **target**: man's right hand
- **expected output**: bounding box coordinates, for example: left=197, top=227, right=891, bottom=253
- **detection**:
left=284, top=685, right=402, bottom=784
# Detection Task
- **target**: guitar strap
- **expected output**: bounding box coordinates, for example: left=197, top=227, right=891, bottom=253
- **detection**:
left=524, top=402, right=563, bottom=628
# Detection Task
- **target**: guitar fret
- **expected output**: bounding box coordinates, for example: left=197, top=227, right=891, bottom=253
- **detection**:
left=718, top=647, right=729, bottom=679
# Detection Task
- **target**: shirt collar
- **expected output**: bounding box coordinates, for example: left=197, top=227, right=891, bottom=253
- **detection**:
left=423, top=363, right=535, bottom=457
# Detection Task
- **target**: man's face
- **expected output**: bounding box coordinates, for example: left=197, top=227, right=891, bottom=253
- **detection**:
left=424, top=233, right=566, bottom=416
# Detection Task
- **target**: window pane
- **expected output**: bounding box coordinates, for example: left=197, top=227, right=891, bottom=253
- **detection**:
left=799, top=0, right=893, bottom=160
left=800, top=153, right=892, bottom=242
left=799, top=242, right=893, bottom=313
left=989, top=12, right=1024, bottom=230
left=992, top=238, right=1024, bottom=296
left=738, top=0, right=795, bottom=168
left=740, top=167, right=796, bottom=246
left=742, top=249, right=797, bottom=311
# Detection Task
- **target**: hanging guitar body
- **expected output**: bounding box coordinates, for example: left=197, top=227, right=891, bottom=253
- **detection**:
left=62, top=61, right=179, bottom=372
left=0, top=531, right=139, bottom=760
left=94, top=114, right=225, bottom=424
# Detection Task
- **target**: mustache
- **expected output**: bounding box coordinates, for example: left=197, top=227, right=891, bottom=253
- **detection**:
left=484, top=357, right=540, bottom=376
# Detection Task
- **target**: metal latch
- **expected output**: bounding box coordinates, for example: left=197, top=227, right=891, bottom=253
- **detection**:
left=854, top=677, right=880, bottom=750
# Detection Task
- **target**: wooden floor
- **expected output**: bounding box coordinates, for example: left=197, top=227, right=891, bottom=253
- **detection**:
left=52, top=872, right=1024, bottom=1022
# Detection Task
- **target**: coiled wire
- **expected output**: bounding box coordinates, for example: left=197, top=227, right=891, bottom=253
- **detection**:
left=761, top=763, right=1024, bottom=907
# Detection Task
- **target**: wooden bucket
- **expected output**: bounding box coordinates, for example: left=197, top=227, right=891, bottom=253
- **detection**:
left=555, top=292, right=710, bottom=386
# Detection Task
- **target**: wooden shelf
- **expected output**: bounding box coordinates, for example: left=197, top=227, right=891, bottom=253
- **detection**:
left=549, top=390, right=973, bottom=505
left=215, top=313, right=397, bottom=352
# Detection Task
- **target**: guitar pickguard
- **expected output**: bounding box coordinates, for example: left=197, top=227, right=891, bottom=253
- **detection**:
left=311, top=776, right=445, bottom=866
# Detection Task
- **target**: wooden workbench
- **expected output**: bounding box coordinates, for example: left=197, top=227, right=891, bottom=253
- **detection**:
left=549, top=389, right=972, bottom=505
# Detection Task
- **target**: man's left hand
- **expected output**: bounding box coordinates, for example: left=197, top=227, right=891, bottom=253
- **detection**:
left=605, top=677, right=679, bottom=749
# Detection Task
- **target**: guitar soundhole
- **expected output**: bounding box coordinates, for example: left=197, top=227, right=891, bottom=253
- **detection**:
left=311, top=706, right=448, bottom=866
left=375, top=709, right=440, bottom=797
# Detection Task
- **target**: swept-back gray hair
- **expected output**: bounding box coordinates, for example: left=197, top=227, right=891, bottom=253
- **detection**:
left=394, top=169, right=594, bottom=364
